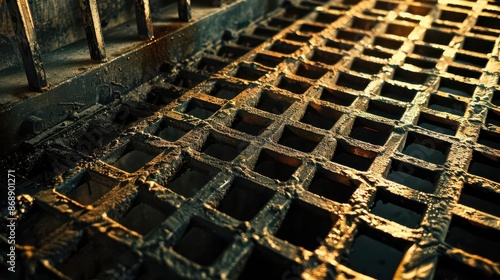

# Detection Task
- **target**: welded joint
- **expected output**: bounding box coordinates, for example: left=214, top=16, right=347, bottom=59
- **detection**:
left=6, top=0, right=48, bottom=92
left=79, top=0, right=107, bottom=61
left=135, top=0, right=154, bottom=40
left=178, top=0, right=192, bottom=22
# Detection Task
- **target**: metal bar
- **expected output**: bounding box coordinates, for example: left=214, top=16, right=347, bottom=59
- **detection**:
left=178, top=0, right=192, bottom=22
left=6, top=0, right=48, bottom=92
left=79, top=0, right=106, bottom=61
left=134, top=0, right=154, bottom=39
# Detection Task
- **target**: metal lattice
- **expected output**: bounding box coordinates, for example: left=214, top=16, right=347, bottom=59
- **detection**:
left=2, top=0, right=500, bottom=279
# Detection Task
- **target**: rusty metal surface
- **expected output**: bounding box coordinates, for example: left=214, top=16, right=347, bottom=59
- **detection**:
left=1, top=0, right=500, bottom=279
left=5, top=0, right=47, bottom=91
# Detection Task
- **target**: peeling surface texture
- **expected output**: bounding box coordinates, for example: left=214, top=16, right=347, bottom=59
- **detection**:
left=1, top=0, right=500, bottom=279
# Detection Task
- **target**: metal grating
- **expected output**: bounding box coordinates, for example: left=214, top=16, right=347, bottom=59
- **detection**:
left=2, top=0, right=500, bottom=279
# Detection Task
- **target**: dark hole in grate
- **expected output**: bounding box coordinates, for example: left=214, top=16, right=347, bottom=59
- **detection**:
left=331, top=143, right=376, bottom=171
left=404, top=57, right=436, bottom=69
left=343, top=230, right=408, bottom=279
left=373, top=37, right=404, bottom=50
left=298, top=24, right=324, bottom=34
left=393, top=67, right=429, bottom=84
left=61, top=171, right=118, bottom=205
left=236, top=35, right=266, bottom=48
left=440, top=10, right=467, bottom=22
left=350, top=58, right=384, bottom=75
left=486, top=109, right=500, bottom=127
left=387, top=160, right=439, bottom=193
left=154, top=119, right=190, bottom=142
left=343, top=0, right=362, bottom=5
left=294, top=63, right=328, bottom=79
left=277, top=126, right=322, bottom=153
left=325, top=39, right=355, bottom=51
left=446, top=65, right=481, bottom=79
left=380, top=83, right=417, bottom=102
left=284, top=32, right=311, bottom=42
left=202, top=134, right=246, bottom=161
left=145, top=86, right=183, bottom=106
left=453, top=52, right=488, bottom=68
left=476, top=15, right=500, bottom=30
left=17, top=205, right=65, bottom=246
left=230, top=110, right=271, bottom=136
left=165, top=161, right=216, bottom=198
left=336, top=30, right=366, bottom=42
left=276, top=77, right=311, bottom=94
left=314, top=11, right=341, bottom=24
left=234, top=65, right=267, bottom=81
left=307, top=170, right=357, bottom=203
left=428, top=95, right=466, bottom=116
left=397, top=15, right=420, bottom=24
left=275, top=200, right=336, bottom=250
left=57, top=237, right=126, bottom=280
left=300, top=103, right=342, bottom=129
left=197, top=57, right=227, bottom=73
left=283, top=5, right=312, bottom=20
left=208, top=81, right=244, bottom=100
left=350, top=17, right=378, bottom=30
left=253, top=53, right=285, bottom=68
left=462, top=37, right=495, bottom=54
left=217, top=45, right=249, bottom=59
left=417, top=112, right=458, bottom=136
left=412, top=44, right=444, bottom=58
left=309, top=48, right=343, bottom=65
left=434, top=256, right=494, bottom=280
left=269, top=41, right=301, bottom=54
left=367, top=100, right=405, bottom=120
left=336, top=72, right=370, bottom=91
left=268, top=18, right=294, bottom=29
left=402, top=132, right=450, bottom=164
left=468, top=151, right=500, bottom=183
left=423, top=29, right=454, bottom=45
left=363, top=48, right=393, bottom=59
left=445, top=216, right=500, bottom=262
left=407, top=5, right=431, bottom=15
left=478, top=129, right=500, bottom=150
left=370, top=189, right=424, bottom=228
left=113, top=104, right=152, bottom=127
left=172, top=70, right=207, bottom=89
left=374, top=0, right=398, bottom=10
left=180, top=99, right=221, bottom=120
left=255, top=90, right=294, bottom=114
left=173, top=221, right=231, bottom=266
left=459, top=183, right=500, bottom=218
left=253, top=149, right=300, bottom=181
left=386, top=23, right=414, bottom=37
left=438, top=77, right=476, bottom=98
left=253, top=26, right=280, bottom=38
left=320, top=88, right=357, bottom=106
left=350, top=117, right=393, bottom=145
left=236, top=245, right=303, bottom=280
left=112, top=150, right=156, bottom=173
left=470, top=27, right=500, bottom=37
left=217, top=177, right=274, bottom=221
left=117, top=191, right=174, bottom=236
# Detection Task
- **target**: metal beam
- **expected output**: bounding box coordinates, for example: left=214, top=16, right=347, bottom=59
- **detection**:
left=6, top=0, right=48, bottom=92
left=135, top=0, right=154, bottom=39
left=79, top=0, right=107, bottom=61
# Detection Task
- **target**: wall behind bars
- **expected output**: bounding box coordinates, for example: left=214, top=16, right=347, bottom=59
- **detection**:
left=0, top=0, right=176, bottom=71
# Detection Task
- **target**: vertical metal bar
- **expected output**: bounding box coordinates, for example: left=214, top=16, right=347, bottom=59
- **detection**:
left=79, top=0, right=106, bottom=61
left=178, top=0, right=192, bottom=22
left=134, top=0, right=154, bottom=39
left=6, top=0, right=48, bottom=92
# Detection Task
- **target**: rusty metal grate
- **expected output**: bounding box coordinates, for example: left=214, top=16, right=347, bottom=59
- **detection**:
left=2, top=0, right=500, bottom=279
